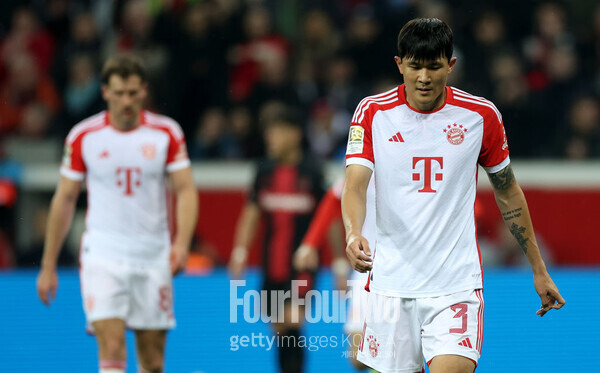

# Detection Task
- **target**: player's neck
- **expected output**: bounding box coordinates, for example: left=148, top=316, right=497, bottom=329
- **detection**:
left=278, top=149, right=302, bottom=165
left=406, top=87, right=447, bottom=112
left=109, top=112, right=141, bottom=132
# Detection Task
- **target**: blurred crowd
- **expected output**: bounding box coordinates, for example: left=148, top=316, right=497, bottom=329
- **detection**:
left=0, top=0, right=599, bottom=266
left=1, top=0, right=599, bottom=161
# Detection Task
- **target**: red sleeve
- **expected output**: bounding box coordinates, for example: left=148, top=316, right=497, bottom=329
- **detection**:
left=165, top=130, right=190, bottom=172
left=301, top=189, right=342, bottom=249
left=60, top=134, right=86, bottom=180
left=478, top=113, right=510, bottom=170
left=345, top=98, right=375, bottom=168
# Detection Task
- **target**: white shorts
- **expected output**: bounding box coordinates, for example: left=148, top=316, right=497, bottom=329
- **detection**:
left=80, top=256, right=176, bottom=330
left=357, top=288, right=484, bottom=373
left=344, top=271, right=369, bottom=334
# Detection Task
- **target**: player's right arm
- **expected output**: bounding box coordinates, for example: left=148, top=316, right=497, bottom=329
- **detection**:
left=37, top=176, right=82, bottom=306
left=341, top=164, right=373, bottom=273
left=228, top=202, right=260, bottom=279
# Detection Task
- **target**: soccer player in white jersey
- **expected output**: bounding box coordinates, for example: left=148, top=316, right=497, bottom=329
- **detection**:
left=36, top=55, right=198, bottom=373
left=342, top=18, right=565, bottom=373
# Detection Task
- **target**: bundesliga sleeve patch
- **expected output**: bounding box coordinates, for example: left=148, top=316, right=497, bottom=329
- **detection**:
left=347, top=126, right=364, bottom=155
left=62, top=144, right=72, bottom=167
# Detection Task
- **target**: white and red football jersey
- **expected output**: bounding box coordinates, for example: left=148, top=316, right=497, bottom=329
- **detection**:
left=346, top=85, right=509, bottom=297
left=61, top=111, right=191, bottom=264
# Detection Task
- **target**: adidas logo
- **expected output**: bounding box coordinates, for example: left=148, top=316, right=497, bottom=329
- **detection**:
left=458, top=338, right=472, bottom=348
left=388, top=132, right=404, bottom=142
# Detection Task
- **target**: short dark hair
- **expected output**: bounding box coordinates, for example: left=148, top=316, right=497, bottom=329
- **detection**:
left=101, top=54, right=146, bottom=85
left=397, top=18, right=453, bottom=62
left=269, top=107, right=303, bottom=130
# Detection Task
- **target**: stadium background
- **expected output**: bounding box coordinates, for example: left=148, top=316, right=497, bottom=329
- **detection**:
left=0, top=0, right=599, bottom=372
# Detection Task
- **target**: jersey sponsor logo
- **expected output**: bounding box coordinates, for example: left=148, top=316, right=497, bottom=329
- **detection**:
left=366, top=335, right=379, bottom=358
left=116, top=167, right=142, bottom=196
left=141, top=144, right=156, bottom=159
left=443, top=124, right=468, bottom=145
left=412, top=156, right=443, bottom=193
left=347, top=126, right=364, bottom=154
left=62, top=144, right=72, bottom=167
left=259, top=192, right=315, bottom=213
left=99, top=150, right=110, bottom=159
left=388, top=131, right=404, bottom=142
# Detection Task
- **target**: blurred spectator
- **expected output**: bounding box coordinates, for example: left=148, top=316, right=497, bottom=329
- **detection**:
left=51, top=11, right=102, bottom=92
left=295, top=9, right=340, bottom=88
left=56, top=54, right=103, bottom=136
left=0, top=6, right=55, bottom=80
left=343, top=4, right=395, bottom=86
left=556, top=96, right=600, bottom=159
left=166, top=2, right=229, bottom=134
left=190, top=107, right=239, bottom=160
left=0, top=52, right=61, bottom=135
left=103, top=0, right=168, bottom=111
left=306, top=100, right=351, bottom=160
left=228, top=5, right=290, bottom=102
left=463, top=10, right=509, bottom=97
left=523, top=2, right=575, bottom=91
left=489, top=51, right=539, bottom=157
left=230, top=105, right=263, bottom=159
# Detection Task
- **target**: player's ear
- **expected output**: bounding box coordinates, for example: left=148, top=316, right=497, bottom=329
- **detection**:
left=101, top=84, right=109, bottom=101
left=448, top=57, right=457, bottom=74
left=140, top=82, right=148, bottom=100
left=394, top=56, right=403, bottom=75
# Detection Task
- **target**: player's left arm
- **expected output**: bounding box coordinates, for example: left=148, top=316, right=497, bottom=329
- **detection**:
left=487, top=164, right=565, bottom=316
left=169, top=166, right=198, bottom=275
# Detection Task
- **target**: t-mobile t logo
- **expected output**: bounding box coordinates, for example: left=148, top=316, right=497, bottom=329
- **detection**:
left=116, top=167, right=142, bottom=196
left=412, top=157, right=443, bottom=193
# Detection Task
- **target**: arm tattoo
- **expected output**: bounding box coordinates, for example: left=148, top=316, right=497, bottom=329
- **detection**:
left=509, top=223, right=529, bottom=254
left=488, top=165, right=515, bottom=190
left=502, top=207, right=522, bottom=221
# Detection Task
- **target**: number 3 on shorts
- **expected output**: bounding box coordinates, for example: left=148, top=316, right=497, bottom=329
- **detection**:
left=159, top=285, right=172, bottom=312
left=449, top=303, right=468, bottom=333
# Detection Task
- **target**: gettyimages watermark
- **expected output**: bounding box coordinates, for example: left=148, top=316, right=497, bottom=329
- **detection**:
left=229, top=332, right=363, bottom=352
left=230, top=279, right=409, bottom=324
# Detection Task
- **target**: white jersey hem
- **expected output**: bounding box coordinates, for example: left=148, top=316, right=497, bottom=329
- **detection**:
left=60, top=166, right=85, bottom=181
left=346, top=157, right=374, bottom=170
left=166, top=159, right=191, bottom=172
left=369, top=282, right=483, bottom=298
left=483, top=156, right=510, bottom=174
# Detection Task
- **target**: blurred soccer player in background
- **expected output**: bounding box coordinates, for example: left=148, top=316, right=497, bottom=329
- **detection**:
left=36, top=55, right=198, bottom=373
left=229, top=108, right=325, bottom=373
left=343, top=18, right=565, bottom=373
left=293, top=175, right=375, bottom=371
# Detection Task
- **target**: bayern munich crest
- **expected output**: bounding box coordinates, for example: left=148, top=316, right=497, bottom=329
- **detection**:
left=366, top=335, right=379, bottom=358
left=444, top=123, right=468, bottom=145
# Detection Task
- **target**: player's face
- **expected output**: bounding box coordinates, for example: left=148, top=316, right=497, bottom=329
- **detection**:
left=265, top=123, right=301, bottom=161
left=102, top=74, right=147, bottom=129
left=395, top=55, right=457, bottom=112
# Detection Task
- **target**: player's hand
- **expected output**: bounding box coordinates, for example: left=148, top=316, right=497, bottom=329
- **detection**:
left=534, top=271, right=565, bottom=317
left=170, top=243, right=189, bottom=276
left=228, top=246, right=248, bottom=279
left=345, top=233, right=372, bottom=273
left=37, top=267, right=58, bottom=306
left=293, top=245, right=319, bottom=271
